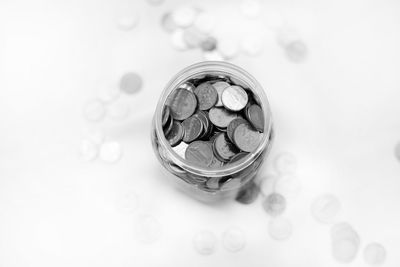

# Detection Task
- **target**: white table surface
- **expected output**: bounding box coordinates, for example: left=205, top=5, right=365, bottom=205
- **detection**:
left=1, top=0, right=400, bottom=266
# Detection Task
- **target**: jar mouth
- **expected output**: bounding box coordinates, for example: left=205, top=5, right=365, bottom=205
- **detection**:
left=155, top=61, right=273, bottom=178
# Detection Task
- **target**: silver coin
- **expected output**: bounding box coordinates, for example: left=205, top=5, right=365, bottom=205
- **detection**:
left=193, top=230, right=217, bottom=255
left=212, top=81, right=230, bottom=107
left=167, top=88, right=197, bottom=120
left=185, top=141, right=213, bottom=167
left=222, top=227, right=246, bottom=252
left=311, top=194, right=341, bottom=224
left=221, top=85, right=248, bottom=111
left=363, top=243, right=386, bottom=266
left=233, top=123, right=262, bottom=152
left=209, top=107, right=238, bottom=128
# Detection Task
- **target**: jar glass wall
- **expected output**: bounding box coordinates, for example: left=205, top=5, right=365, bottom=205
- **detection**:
left=151, top=61, right=273, bottom=202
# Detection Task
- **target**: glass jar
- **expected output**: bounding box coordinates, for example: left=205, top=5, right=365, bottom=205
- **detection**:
left=151, top=61, right=274, bottom=203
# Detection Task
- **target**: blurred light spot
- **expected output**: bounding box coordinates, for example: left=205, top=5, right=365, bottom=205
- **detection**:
left=79, top=139, right=98, bottom=162
left=194, top=12, right=216, bottom=34
left=364, top=243, right=386, bottom=266
left=240, top=0, right=261, bottom=19
left=99, top=141, right=122, bottom=163
left=274, top=152, right=297, bottom=174
left=117, top=192, right=139, bottom=213
left=274, top=175, right=301, bottom=199
left=116, top=14, right=140, bottom=31
left=331, top=223, right=360, bottom=263
left=200, top=36, right=217, bottom=52
left=222, top=227, right=246, bottom=252
left=263, top=192, right=286, bottom=217
left=268, top=217, right=292, bottom=240
left=240, top=35, right=264, bottom=56
left=98, top=86, right=120, bottom=103
left=135, top=214, right=162, bottom=244
left=107, top=101, right=131, bottom=121
left=259, top=173, right=278, bottom=196
left=202, top=50, right=224, bottom=61
left=171, top=6, right=197, bottom=28
left=193, top=230, right=217, bottom=255
left=170, top=29, right=189, bottom=51
left=285, top=40, right=308, bottom=63
left=161, top=13, right=178, bottom=33
left=218, top=38, right=239, bottom=60
left=311, top=194, right=341, bottom=224
left=146, top=0, right=164, bottom=6
left=119, top=72, right=143, bottom=95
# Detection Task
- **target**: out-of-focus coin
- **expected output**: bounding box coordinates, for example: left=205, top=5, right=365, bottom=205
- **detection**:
left=212, top=81, right=230, bottom=107
left=233, top=123, right=262, bottom=152
left=311, top=194, right=341, bottom=224
left=119, top=72, right=143, bottom=94
left=194, top=12, right=216, bottom=34
left=230, top=152, right=249, bottom=163
left=172, top=141, right=188, bottom=159
left=135, top=214, right=162, bottom=244
left=99, top=141, right=122, bottom=163
left=332, top=239, right=359, bottom=263
left=363, top=243, right=386, bottom=266
left=171, top=29, right=189, bottom=51
left=220, top=178, right=241, bottom=191
left=163, top=113, right=174, bottom=136
left=235, top=181, right=259, bottom=204
left=285, top=40, right=308, bottom=63
left=79, top=139, right=99, bottom=162
left=167, top=88, right=197, bottom=120
left=274, top=152, right=297, bottom=174
left=218, top=38, right=239, bottom=60
left=222, top=227, right=246, bottom=252
left=194, top=82, right=218, bottom=111
left=162, top=106, right=170, bottom=127
left=331, top=223, right=360, bottom=243
left=268, top=217, right=293, bottom=240
left=193, top=230, right=217, bottom=255
left=161, top=12, right=178, bottom=33
left=166, top=121, right=184, bottom=147
left=171, top=6, right=197, bottom=28
left=263, top=193, right=286, bottom=217
left=178, top=82, right=195, bottom=92
left=182, top=115, right=203, bottom=142
left=83, top=99, right=106, bottom=122
left=185, top=141, right=214, bottom=167
left=200, top=36, right=217, bottom=51
left=213, top=133, right=239, bottom=162
left=245, top=104, right=264, bottom=132
left=209, top=107, right=238, bottom=128
left=222, top=85, right=248, bottom=111
left=183, top=27, right=208, bottom=48
left=274, top=175, right=302, bottom=199
left=227, top=118, right=248, bottom=143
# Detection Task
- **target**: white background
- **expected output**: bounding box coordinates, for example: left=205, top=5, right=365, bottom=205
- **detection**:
left=0, top=0, right=400, bottom=266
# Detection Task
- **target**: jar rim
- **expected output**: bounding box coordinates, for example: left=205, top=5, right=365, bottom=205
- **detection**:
left=154, top=61, right=273, bottom=177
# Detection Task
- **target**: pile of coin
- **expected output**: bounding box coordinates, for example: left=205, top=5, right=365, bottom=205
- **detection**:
left=162, top=74, right=265, bottom=170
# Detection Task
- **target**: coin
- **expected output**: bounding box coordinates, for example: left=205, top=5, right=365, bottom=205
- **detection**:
left=182, top=115, right=203, bottom=142
left=235, top=181, right=259, bottom=204
left=163, top=113, right=174, bottom=136
left=209, top=107, right=238, bottom=128
left=212, top=81, right=230, bottom=107
left=119, top=72, right=143, bottom=94
left=213, top=133, right=239, bottom=162
left=208, top=155, right=224, bottom=168
left=233, top=123, right=262, bottom=152
left=185, top=141, right=214, bottom=167
left=246, top=104, right=264, bottom=132
left=194, top=111, right=210, bottom=139
left=178, top=82, right=195, bottom=92
left=222, top=85, right=248, bottom=111
left=194, top=82, right=218, bottom=110
left=263, top=193, right=286, bottom=217
left=162, top=105, right=170, bottom=127
left=227, top=117, right=248, bottom=143
left=363, top=243, right=386, bottom=266
left=220, top=178, right=241, bottom=191
left=166, top=121, right=184, bottom=147
left=230, top=152, right=249, bottom=163
left=161, top=12, right=178, bottom=33
left=167, top=88, right=197, bottom=120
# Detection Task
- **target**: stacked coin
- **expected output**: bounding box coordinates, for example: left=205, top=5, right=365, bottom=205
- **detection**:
left=162, top=74, right=265, bottom=170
